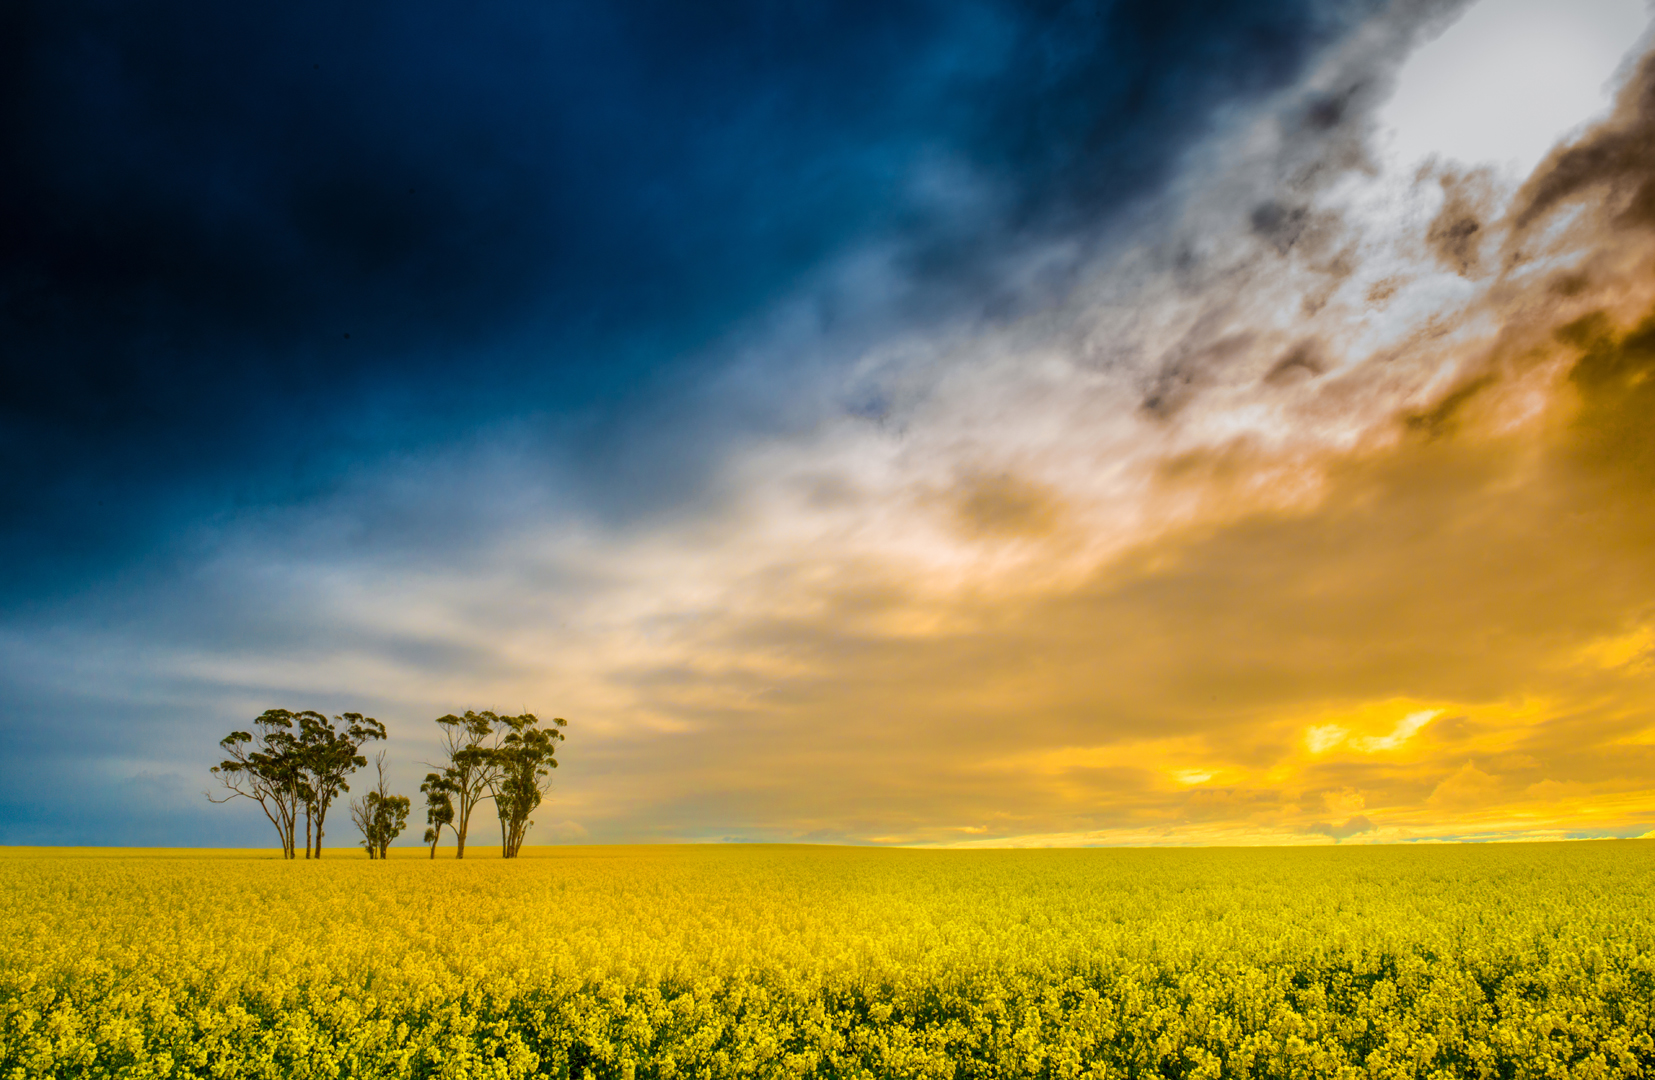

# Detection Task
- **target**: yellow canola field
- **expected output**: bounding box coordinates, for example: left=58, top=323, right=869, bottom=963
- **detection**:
left=2, top=842, right=1652, bottom=1079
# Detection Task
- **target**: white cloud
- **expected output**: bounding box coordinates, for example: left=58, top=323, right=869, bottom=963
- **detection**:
left=1379, top=0, right=1652, bottom=176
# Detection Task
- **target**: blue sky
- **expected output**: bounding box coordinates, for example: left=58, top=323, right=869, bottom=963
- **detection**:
left=3, top=0, right=1364, bottom=593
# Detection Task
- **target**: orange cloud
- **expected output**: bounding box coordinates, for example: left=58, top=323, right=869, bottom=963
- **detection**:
left=539, top=53, right=1655, bottom=846
left=121, top=25, right=1655, bottom=849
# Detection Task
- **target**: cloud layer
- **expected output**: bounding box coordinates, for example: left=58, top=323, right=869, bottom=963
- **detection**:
left=6, top=0, right=1655, bottom=848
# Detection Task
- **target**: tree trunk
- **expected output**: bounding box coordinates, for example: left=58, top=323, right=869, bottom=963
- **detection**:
left=258, top=800, right=288, bottom=859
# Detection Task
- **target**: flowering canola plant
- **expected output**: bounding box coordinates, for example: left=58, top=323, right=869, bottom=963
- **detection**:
left=2, top=842, right=1652, bottom=1079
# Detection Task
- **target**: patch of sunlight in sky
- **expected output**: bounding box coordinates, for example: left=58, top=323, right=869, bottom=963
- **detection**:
left=1380, top=0, right=1652, bottom=177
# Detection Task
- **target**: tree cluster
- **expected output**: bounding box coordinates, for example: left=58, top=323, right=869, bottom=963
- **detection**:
left=421, top=711, right=566, bottom=859
left=209, top=708, right=565, bottom=859
left=208, top=709, right=385, bottom=859
left=350, top=752, right=411, bottom=859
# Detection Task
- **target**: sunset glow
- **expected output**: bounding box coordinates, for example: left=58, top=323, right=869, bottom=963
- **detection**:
left=5, top=0, right=1655, bottom=849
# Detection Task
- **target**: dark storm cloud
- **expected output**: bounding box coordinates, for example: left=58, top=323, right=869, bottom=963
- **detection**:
left=1513, top=52, right=1655, bottom=231
left=0, top=0, right=1379, bottom=599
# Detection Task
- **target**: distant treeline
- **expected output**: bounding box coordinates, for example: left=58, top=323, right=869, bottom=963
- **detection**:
left=208, top=709, right=566, bottom=859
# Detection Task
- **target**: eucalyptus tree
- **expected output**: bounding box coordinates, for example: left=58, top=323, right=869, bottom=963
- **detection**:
left=350, top=752, right=411, bottom=859
left=298, top=711, right=386, bottom=858
left=427, top=710, right=568, bottom=858
left=491, top=714, right=567, bottom=858
left=428, top=712, right=505, bottom=858
left=420, top=772, right=456, bottom=858
left=207, top=709, right=307, bottom=858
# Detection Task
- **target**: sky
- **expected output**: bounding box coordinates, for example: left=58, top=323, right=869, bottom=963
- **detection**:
left=4, top=0, right=1655, bottom=849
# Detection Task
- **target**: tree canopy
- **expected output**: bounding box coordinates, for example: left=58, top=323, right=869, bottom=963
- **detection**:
left=208, top=708, right=384, bottom=859
left=426, top=711, right=567, bottom=858
left=352, top=752, right=411, bottom=859
left=211, top=706, right=567, bottom=858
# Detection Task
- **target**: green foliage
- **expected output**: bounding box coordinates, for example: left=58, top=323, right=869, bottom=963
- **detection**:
left=493, top=714, right=567, bottom=858
left=210, top=709, right=384, bottom=859
left=352, top=753, right=412, bottom=860
left=421, top=772, right=457, bottom=859
left=3, top=843, right=1654, bottom=1079
left=356, top=791, right=411, bottom=859
left=213, top=706, right=569, bottom=859
left=207, top=710, right=308, bottom=858
left=429, top=712, right=504, bottom=859
left=428, top=711, right=566, bottom=858
left=297, top=711, right=386, bottom=859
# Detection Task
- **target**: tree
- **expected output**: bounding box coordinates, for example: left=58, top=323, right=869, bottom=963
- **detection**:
left=350, top=752, right=410, bottom=859
left=420, top=772, right=456, bottom=858
left=490, top=714, right=567, bottom=858
left=278, top=709, right=325, bottom=858
left=427, top=711, right=508, bottom=859
left=207, top=709, right=307, bottom=858
left=297, top=711, right=386, bottom=858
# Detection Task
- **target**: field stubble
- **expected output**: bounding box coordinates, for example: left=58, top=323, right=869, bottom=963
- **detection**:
left=1, top=842, right=1651, bottom=1079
